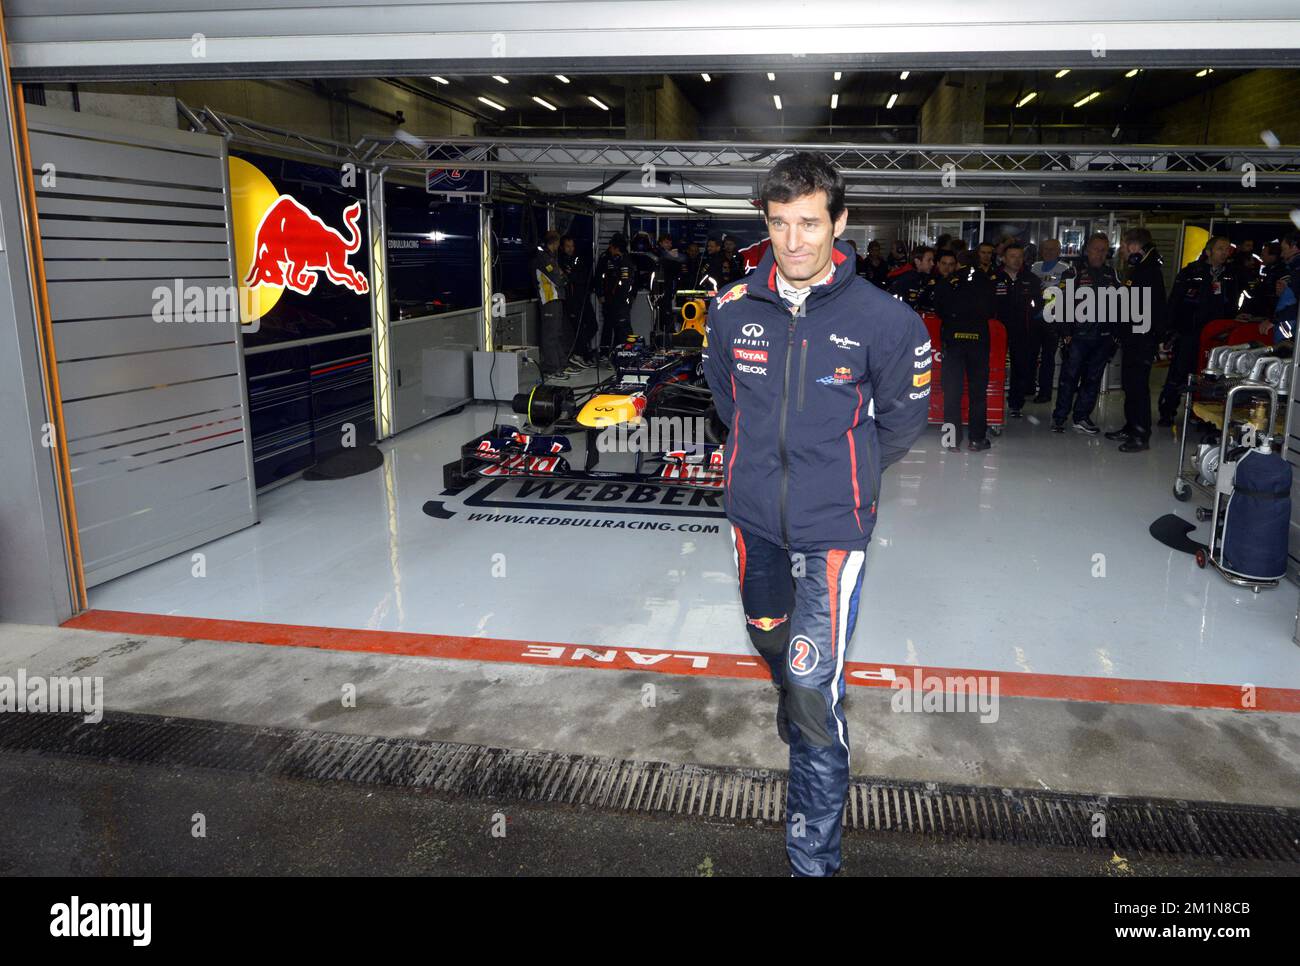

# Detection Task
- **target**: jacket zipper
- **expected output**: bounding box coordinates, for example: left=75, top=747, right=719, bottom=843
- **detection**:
left=778, top=313, right=797, bottom=548
left=796, top=339, right=808, bottom=412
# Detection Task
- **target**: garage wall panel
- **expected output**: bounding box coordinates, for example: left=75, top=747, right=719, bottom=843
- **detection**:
left=26, top=104, right=257, bottom=588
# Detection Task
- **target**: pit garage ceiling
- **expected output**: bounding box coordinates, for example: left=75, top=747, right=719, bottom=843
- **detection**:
left=6, top=0, right=1300, bottom=82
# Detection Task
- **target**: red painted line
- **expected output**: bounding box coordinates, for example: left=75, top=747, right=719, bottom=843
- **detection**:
left=62, top=609, right=1300, bottom=713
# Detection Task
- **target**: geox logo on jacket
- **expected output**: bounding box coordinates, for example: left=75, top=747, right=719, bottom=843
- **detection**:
left=702, top=239, right=931, bottom=551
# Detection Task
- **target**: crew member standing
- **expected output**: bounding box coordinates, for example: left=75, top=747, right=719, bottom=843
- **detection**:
left=532, top=230, right=571, bottom=376
left=1105, top=228, right=1166, bottom=451
left=1157, top=236, right=1240, bottom=426
left=594, top=233, right=637, bottom=357
left=702, top=153, right=929, bottom=878
left=1273, top=231, right=1300, bottom=344
left=889, top=245, right=937, bottom=312
left=1029, top=239, right=1072, bottom=404
left=559, top=234, right=596, bottom=367
left=933, top=264, right=996, bottom=450
left=1052, top=233, right=1121, bottom=434
left=992, top=242, right=1042, bottom=417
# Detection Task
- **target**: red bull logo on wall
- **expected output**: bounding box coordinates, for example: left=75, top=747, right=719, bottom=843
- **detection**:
left=228, top=155, right=370, bottom=327
left=244, top=196, right=369, bottom=296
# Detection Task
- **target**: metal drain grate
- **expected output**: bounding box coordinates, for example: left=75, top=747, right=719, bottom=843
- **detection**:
left=1, top=711, right=1296, bottom=863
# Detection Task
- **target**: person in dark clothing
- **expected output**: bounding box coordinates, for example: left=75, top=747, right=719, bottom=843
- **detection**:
left=1157, top=235, right=1242, bottom=426
left=701, top=153, right=929, bottom=878
left=683, top=241, right=703, bottom=290
left=594, top=234, right=638, bottom=355
left=652, top=233, right=686, bottom=343
left=531, top=230, right=572, bottom=375
left=700, top=237, right=739, bottom=290
left=559, top=235, right=598, bottom=365
left=1246, top=241, right=1284, bottom=321
left=1104, top=228, right=1167, bottom=451
left=862, top=240, right=890, bottom=289
left=991, top=242, right=1043, bottom=417
left=972, top=242, right=998, bottom=282
left=933, top=265, right=996, bottom=451
left=1272, top=231, right=1300, bottom=344
left=1052, top=233, right=1121, bottom=435
left=889, top=246, right=936, bottom=311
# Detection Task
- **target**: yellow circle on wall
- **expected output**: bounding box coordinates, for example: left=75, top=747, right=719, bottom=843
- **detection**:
left=228, top=156, right=283, bottom=325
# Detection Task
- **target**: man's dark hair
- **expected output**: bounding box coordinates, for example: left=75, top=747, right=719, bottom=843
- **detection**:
left=1003, top=242, right=1025, bottom=254
left=977, top=241, right=995, bottom=252
left=1123, top=227, right=1152, bottom=247
left=935, top=233, right=952, bottom=250
left=912, top=245, right=936, bottom=264
left=1265, top=240, right=1282, bottom=257
left=867, top=239, right=881, bottom=253
left=759, top=151, right=846, bottom=223
left=658, top=233, right=672, bottom=244
left=1282, top=230, right=1300, bottom=249
left=543, top=229, right=560, bottom=246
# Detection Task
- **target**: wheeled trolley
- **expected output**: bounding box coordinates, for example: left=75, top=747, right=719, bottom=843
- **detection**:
left=1172, top=378, right=1285, bottom=592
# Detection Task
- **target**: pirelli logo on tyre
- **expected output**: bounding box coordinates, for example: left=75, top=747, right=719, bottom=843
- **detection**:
left=913, top=371, right=931, bottom=387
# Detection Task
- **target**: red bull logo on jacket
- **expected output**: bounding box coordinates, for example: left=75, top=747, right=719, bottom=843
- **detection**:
left=244, top=195, right=369, bottom=296
left=716, top=283, right=748, bottom=307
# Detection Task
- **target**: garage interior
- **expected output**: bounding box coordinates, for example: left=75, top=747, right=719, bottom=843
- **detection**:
left=1, top=3, right=1298, bottom=877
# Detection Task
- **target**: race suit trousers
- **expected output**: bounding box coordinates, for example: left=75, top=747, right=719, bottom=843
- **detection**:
left=730, top=525, right=868, bottom=877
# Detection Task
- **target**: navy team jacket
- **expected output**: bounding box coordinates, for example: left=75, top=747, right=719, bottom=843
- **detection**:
left=702, top=238, right=932, bottom=551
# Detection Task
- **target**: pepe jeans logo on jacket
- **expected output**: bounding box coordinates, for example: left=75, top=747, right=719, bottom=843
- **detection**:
left=829, top=333, right=861, bottom=349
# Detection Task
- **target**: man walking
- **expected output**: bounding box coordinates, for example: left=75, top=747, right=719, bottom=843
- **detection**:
left=702, top=152, right=930, bottom=877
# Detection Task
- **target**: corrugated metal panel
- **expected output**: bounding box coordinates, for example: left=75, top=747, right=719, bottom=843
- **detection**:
left=26, top=104, right=257, bottom=587
left=5, top=1, right=1300, bottom=81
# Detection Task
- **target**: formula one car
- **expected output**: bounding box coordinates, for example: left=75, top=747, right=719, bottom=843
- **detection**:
left=444, top=331, right=726, bottom=492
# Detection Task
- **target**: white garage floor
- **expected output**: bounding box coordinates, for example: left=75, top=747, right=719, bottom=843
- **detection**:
left=83, top=386, right=1300, bottom=704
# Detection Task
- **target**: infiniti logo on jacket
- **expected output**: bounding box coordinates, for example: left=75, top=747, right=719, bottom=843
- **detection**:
left=702, top=238, right=931, bottom=551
